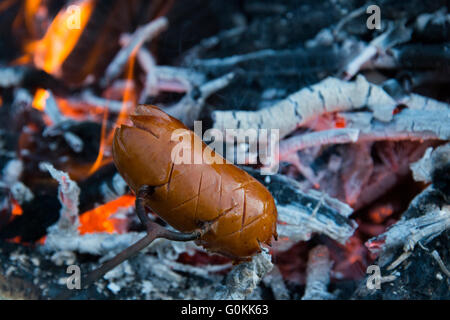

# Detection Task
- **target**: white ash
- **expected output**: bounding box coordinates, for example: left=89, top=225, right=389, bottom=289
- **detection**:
left=261, top=88, right=287, bottom=100
left=415, top=8, right=449, bottom=32
left=430, top=250, right=450, bottom=278
left=282, top=105, right=447, bottom=158
left=182, top=27, right=246, bottom=65
left=399, top=93, right=450, bottom=112
left=213, top=249, right=273, bottom=300
left=367, top=200, right=450, bottom=268
left=106, top=282, right=121, bottom=294
left=76, top=89, right=129, bottom=113
left=140, top=280, right=155, bottom=297
left=41, top=90, right=65, bottom=125
left=134, top=255, right=184, bottom=288
left=307, top=189, right=354, bottom=218
left=50, top=250, right=76, bottom=266
left=119, top=33, right=159, bottom=101
left=395, top=205, right=449, bottom=253
left=12, top=88, right=33, bottom=111
left=339, top=108, right=450, bottom=141
left=245, top=169, right=356, bottom=250
left=409, top=147, right=433, bottom=182
left=162, top=259, right=231, bottom=279
left=302, top=245, right=335, bottom=300
left=276, top=203, right=357, bottom=251
left=246, top=287, right=264, bottom=300
left=165, top=72, right=235, bottom=126
left=262, top=266, right=290, bottom=300
left=213, top=75, right=396, bottom=141
left=305, top=28, right=335, bottom=48
left=101, top=16, right=169, bottom=87
left=1, top=159, right=34, bottom=204
left=42, top=228, right=199, bottom=260
left=137, top=47, right=158, bottom=102
left=39, top=162, right=80, bottom=234
left=2, top=159, right=23, bottom=185
left=410, top=143, right=450, bottom=183
left=43, top=231, right=144, bottom=255
left=332, top=5, right=367, bottom=39
left=279, top=128, right=360, bottom=158
left=343, top=22, right=412, bottom=79
left=100, top=173, right=128, bottom=202
left=102, top=260, right=135, bottom=294
left=9, top=250, right=29, bottom=265
left=192, top=48, right=282, bottom=69
left=0, top=66, right=26, bottom=88
left=62, top=132, right=83, bottom=153
left=154, top=66, right=206, bottom=91
left=39, top=91, right=84, bottom=153
left=150, top=238, right=198, bottom=261
left=10, top=182, right=34, bottom=204
left=41, top=231, right=227, bottom=298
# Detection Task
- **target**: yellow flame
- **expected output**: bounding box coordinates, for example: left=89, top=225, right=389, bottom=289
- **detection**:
left=25, top=0, right=94, bottom=75
left=32, top=88, right=49, bottom=111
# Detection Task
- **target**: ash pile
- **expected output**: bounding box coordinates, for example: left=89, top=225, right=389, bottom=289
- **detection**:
left=0, top=0, right=449, bottom=300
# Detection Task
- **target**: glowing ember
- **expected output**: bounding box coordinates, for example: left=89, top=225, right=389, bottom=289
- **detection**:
left=37, top=236, right=46, bottom=245
left=11, top=200, right=23, bottom=216
left=24, top=0, right=94, bottom=75
left=78, top=195, right=135, bottom=234
left=369, top=204, right=394, bottom=224
left=334, top=115, right=346, bottom=128
left=7, top=236, right=22, bottom=244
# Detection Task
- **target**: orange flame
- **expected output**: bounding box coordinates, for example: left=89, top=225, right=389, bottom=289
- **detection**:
left=78, top=195, right=135, bottom=234
left=112, top=51, right=137, bottom=135
left=24, top=0, right=94, bottom=75
left=88, top=52, right=137, bottom=175
left=88, top=107, right=109, bottom=175
left=32, top=88, right=49, bottom=111
left=24, top=0, right=42, bottom=35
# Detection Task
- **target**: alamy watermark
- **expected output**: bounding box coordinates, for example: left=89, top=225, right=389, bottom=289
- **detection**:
left=66, top=5, right=81, bottom=30
left=366, top=5, right=381, bottom=30
left=366, top=264, right=397, bottom=289
left=170, top=121, right=280, bottom=175
left=66, top=264, right=81, bottom=289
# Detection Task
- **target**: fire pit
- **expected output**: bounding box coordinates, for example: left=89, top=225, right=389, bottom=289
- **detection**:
left=0, top=0, right=449, bottom=300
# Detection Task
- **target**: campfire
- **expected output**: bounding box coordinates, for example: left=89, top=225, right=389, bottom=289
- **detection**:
left=0, top=0, right=448, bottom=300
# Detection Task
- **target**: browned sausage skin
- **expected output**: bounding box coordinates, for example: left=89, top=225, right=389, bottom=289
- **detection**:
left=113, top=104, right=277, bottom=260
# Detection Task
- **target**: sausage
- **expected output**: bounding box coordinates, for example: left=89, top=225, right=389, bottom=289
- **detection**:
left=112, top=104, right=277, bottom=260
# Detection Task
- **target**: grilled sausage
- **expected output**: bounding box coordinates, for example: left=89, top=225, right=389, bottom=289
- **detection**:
left=112, top=104, right=277, bottom=260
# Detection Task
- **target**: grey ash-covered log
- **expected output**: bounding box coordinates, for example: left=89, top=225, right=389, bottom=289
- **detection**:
left=355, top=144, right=450, bottom=299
